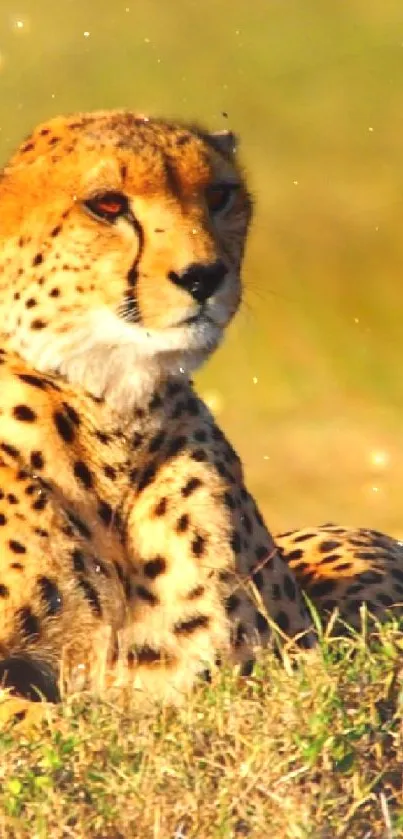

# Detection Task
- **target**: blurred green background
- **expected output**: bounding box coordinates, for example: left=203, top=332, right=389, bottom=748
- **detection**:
left=1, top=0, right=403, bottom=535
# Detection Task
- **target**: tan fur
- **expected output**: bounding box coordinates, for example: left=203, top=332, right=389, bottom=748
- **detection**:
left=0, top=110, right=401, bottom=713
left=0, top=111, right=312, bottom=707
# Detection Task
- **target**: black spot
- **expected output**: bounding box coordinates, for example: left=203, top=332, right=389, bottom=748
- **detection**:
left=225, top=593, right=240, bottom=613
left=285, top=549, right=304, bottom=561
left=321, top=599, right=338, bottom=612
left=0, top=657, right=60, bottom=703
left=31, top=319, right=47, bottom=330
left=308, top=579, right=336, bottom=598
left=191, top=534, right=206, bottom=557
left=319, top=540, right=342, bottom=553
left=255, top=545, right=270, bottom=562
left=1, top=442, right=19, bottom=459
left=53, top=409, right=75, bottom=443
left=333, top=562, right=351, bottom=572
left=224, top=492, right=236, bottom=509
left=144, top=557, right=167, bottom=579
left=38, top=576, right=63, bottom=615
left=256, top=612, right=269, bottom=634
left=132, top=431, right=144, bottom=448
left=181, top=477, right=202, bottom=497
left=241, top=659, right=255, bottom=677
left=191, top=449, right=207, bottom=462
left=176, top=133, right=191, bottom=146
left=32, top=253, right=43, bottom=266
left=9, top=540, right=26, bottom=554
left=376, top=593, right=394, bottom=607
left=103, top=464, right=117, bottom=480
left=174, top=615, right=209, bottom=634
left=170, top=401, right=185, bottom=419
left=358, top=571, right=384, bottom=585
left=19, top=607, right=40, bottom=639
left=242, top=513, right=252, bottom=534
left=0, top=514, right=6, bottom=526
left=167, top=436, right=187, bottom=457
left=194, top=429, right=207, bottom=443
left=154, top=497, right=167, bottom=516
left=187, top=585, right=205, bottom=600
left=275, top=611, right=290, bottom=633
left=176, top=513, right=190, bottom=532
left=293, top=532, right=317, bottom=543
left=231, top=531, right=241, bottom=554
left=73, top=460, right=93, bottom=489
left=149, top=392, right=163, bottom=411
left=72, top=548, right=86, bottom=573
left=234, top=623, right=247, bottom=648
left=137, top=464, right=157, bottom=492
left=62, top=402, right=80, bottom=426
left=98, top=500, right=113, bottom=526
left=283, top=574, right=297, bottom=601
left=346, top=583, right=364, bottom=596
left=148, top=431, right=166, bottom=453
left=30, top=451, right=44, bottom=470
left=13, top=405, right=36, bottom=422
left=128, top=646, right=165, bottom=665
left=252, top=570, right=264, bottom=591
left=167, top=381, right=183, bottom=397
left=78, top=579, right=102, bottom=616
left=0, top=584, right=9, bottom=597
left=186, top=397, right=199, bottom=415
left=354, top=550, right=379, bottom=560
left=32, top=496, right=48, bottom=511
left=136, top=585, right=158, bottom=605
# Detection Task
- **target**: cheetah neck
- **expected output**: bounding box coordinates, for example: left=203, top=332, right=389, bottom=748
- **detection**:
left=3, top=306, right=210, bottom=418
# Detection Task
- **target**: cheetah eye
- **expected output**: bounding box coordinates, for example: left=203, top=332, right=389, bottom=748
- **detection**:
left=83, top=191, right=130, bottom=223
left=205, top=183, right=239, bottom=216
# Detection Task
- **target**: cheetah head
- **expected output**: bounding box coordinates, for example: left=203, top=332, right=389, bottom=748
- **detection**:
left=0, top=110, right=252, bottom=412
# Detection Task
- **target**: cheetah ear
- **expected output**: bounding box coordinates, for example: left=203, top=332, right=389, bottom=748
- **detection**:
left=208, top=130, right=238, bottom=158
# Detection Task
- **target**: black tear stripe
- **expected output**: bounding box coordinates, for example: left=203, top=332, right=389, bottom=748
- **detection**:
left=125, top=212, right=144, bottom=324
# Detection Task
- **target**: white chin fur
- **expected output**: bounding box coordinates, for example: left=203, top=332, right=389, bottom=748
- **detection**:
left=24, top=309, right=223, bottom=414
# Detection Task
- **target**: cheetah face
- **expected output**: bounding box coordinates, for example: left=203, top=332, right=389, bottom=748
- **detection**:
left=0, top=111, right=252, bottom=410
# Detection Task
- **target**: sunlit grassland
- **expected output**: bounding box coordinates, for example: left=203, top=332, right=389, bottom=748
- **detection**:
left=1, top=624, right=403, bottom=838
left=1, top=5, right=403, bottom=836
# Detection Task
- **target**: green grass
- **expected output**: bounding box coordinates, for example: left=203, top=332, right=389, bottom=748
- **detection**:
left=1, top=626, right=403, bottom=838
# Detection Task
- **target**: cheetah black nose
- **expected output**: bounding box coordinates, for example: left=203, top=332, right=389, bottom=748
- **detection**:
left=168, top=260, right=228, bottom=304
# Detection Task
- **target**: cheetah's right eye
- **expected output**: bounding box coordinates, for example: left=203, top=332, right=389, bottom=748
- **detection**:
left=83, top=191, right=130, bottom=223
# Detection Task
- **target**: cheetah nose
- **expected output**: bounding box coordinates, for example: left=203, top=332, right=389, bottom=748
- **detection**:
left=168, top=260, right=228, bottom=304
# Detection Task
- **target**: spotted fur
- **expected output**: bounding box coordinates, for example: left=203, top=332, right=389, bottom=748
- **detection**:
left=0, top=111, right=401, bottom=711
left=0, top=111, right=313, bottom=705
left=276, top=525, right=403, bottom=629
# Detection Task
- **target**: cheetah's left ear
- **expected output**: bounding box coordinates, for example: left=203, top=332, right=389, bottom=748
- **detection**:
left=209, top=130, right=238, bottom=158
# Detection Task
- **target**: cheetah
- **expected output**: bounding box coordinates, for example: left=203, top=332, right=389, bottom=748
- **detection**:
left=0, top=110, right=401, bottom=715
left=0, top=110, right=313, bottom=711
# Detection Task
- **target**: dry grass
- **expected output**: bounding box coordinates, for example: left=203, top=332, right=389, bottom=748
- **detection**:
left=1, top=622, right=403, bottom=838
